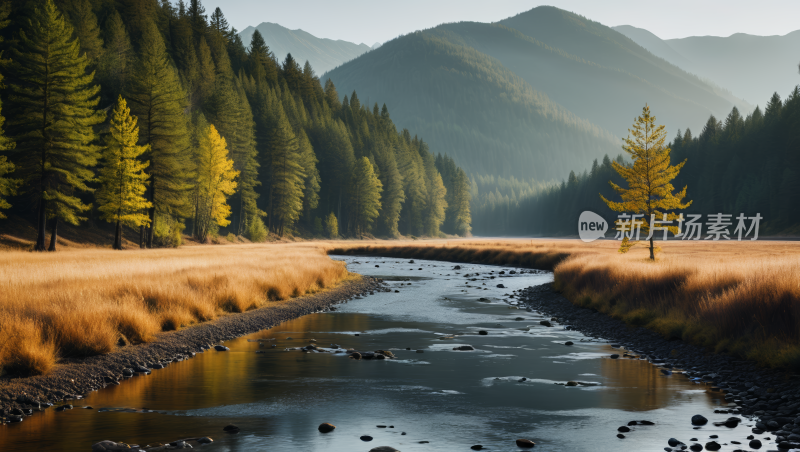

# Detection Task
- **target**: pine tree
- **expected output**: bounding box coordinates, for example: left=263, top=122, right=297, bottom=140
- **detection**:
left=99, top=10, right=133, bottom=100
left=269, top=107, right=305, bottom=236
left=373, top=140, right=404, bottom=236
left=247, top=29, right=277, bottom=85
left=601, top=105, right=691, bottom=259
left=125, top=19, right=191, bottom=248
left=209, top=7, right=228, bottom=34
left=7, top=0, right=104, bottom=251
left=349, top=156, right=383, bottom=236
left=450, top=168, right=472, bottom=236
left=194, top=123, right=238, bottom=242
left=96, top=96, right=152, bottom=249
left=324, top=78, right=341, bottom=111
left=66, top=0, right=103, bottom=65
left=325, top=212, right=338, bottom=238
left=0, top=2, right=17, bottom=219
left=297, top=129, right=320, bottom=225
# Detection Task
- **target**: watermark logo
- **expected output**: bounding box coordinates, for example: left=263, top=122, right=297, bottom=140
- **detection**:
left=578, top=211, right=608, bottom=242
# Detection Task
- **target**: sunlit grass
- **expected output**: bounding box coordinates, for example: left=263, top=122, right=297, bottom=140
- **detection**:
left=0, top=243, right=349, bottom=376
left=329, top=238, right=800, bottom=369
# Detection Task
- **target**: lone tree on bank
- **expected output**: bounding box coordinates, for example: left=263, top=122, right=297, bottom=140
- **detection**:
left=96, top=96, right=152, bottom=250
left=601, top=105, right=691, bottom=260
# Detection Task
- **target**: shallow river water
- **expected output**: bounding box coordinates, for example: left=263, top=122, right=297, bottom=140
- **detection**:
left=1, top=256, right=745, bottom=451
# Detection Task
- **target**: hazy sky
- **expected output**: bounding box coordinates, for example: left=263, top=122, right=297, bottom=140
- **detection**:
left=202, top=0, right=800, bottom=45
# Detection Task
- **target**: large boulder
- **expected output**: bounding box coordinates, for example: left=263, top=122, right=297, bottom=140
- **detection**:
left=691, top=414, right=708, bottom=425
left=318, top=422, right=336, bottom=433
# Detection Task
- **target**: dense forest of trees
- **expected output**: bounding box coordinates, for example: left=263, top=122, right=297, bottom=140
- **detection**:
left=472, top=88, right=800, bottom=236
left=0, top=0, right=471, bottom=249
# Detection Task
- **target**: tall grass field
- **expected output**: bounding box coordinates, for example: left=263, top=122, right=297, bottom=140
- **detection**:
left=0, top=243, right=349, bottom=376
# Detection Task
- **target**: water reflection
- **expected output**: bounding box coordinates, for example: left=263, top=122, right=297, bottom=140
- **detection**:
left=0, top=257, right=732, bottom=452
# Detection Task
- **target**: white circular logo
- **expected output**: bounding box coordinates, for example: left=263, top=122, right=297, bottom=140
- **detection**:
left=578, top=211, right=608, bottom=242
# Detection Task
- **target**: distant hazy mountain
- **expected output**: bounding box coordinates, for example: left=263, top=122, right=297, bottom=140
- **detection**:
left=324, top=6, right=746, bottom=180
left=324, top=29, right=620, bottom=180
left=614, top=25, right=800, bottom=106
left=239, top=23, right=371, bottom=74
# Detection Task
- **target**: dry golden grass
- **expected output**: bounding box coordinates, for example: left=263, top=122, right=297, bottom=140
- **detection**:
left=0, top=243, right=349, bottom=376
left=329, top=238, right=800, bottom=369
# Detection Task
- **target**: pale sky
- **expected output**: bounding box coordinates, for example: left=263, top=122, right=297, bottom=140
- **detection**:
left=201, top=0, right=800, bottom=45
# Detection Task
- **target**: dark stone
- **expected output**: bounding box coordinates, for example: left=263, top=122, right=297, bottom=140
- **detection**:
left=516, top=438, right=536, bottom=448
left=668, top=438, right=681, bottom=447
left=497, top=284, right=506, bottom=288
left=691, top=415, right=708, bottom=425
left=618, top=426, right=631, bottom=432
left=479, top=330, right=488, bottom=335
left=689, top=444, right=703, bottom=452
left=610, top=354, right=620, bottom=359
left=360, top=435, right=373, bottom=441
left=705, top=441, right=721, bottom=451
left=540, top=320, right=552, bottom=327
left=318, top=423, right=336, bottom=433
left=453, top=345, right=475, bottom=351
left=565, top=341, right=574, bottom=346
left=749, top=439, right=762, bottom=449
left=471, top=446, right=484, bottom=451
left=628, top=421, right=638, bottom=426
left=223, top=424, right=240, bottom=433
left=640, top=420, right=655, bottom=425
left=213, top=345, right=229, bottom=352
left=617, top=434, right=626, bottom=439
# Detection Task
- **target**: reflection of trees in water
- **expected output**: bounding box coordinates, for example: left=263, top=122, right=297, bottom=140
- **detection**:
left=599, top=358, right=719, bottom=411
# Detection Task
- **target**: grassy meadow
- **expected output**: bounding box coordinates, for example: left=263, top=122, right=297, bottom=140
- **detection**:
left=329, top=238, right=800, bottom=369
left=0, top=243, right=349, bottom=376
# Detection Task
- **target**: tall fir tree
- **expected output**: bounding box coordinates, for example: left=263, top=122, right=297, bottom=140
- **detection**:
left=65, top=0, right=103, bottom=65
left=269, top=107, right=305, bottom=236
left=125, top=19, right=191, bottom=248
left=7, top=0, right=104, bottom=251
left=296, top=129, right=320, bottom=225
left=99, top=10, right=133, bottom=102
left=96, top=96, right=152, bottom=249
left=0, top=2, right=17, bottom=219
left=194, top=123, right=238, bottom=242
left=349, top=156, right=383, bottom=236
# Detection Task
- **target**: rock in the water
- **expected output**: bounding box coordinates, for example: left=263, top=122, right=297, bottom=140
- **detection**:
left=91, top=441, right=135, bottom=451
left=214, top=345, right=229, bottom=352
left=416, top=349, right=424, bottom=353
left=617, top=434, right=625, bottom=439
left=369, top=447, right=400, bottom=452
left=610, top=354, right=620, bottom=359
left=539, top=320, right=552, bottom=327
left=749, top=439, right=762, bottom=449
left=223, top=424, right=240, bottom=433
left=668, top=438, right=681, bottom=447
left=705, top=441, right=720, bottom=451
left=318, top=422, right=336, bottom=433
left=197, top=437, right=213, bottom=444
left=618, top=426, right=631, bottom=432
left=471, top=446, right=484, bottom=451
left=516, top=438, right=536, bottom=448
left=360, top=435, right=374, bottom=441
left=689, top=444, right=703, bottom=451
left=453, top=345, right=475, bottom=351
left=691, top=415, right=708, bottom=426
left=496, top=284, right=505, bottom=288
left=479, top=330, right=488, bottom=335
left=350, top=352, right=362, bottom=360
left=566, top=381, right=579, bottom=387
left=565, top=341, right=574, bottom=346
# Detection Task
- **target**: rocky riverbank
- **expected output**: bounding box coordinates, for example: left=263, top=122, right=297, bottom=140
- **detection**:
left=0, top=276, right=387, bottom=420
left=522, top=283, right=800, bottom=451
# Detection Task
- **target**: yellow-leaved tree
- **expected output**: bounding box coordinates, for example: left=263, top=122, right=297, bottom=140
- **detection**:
left=601, top=105, right=691, bottom=260
left=195, top=124, right=238, bottom=243
left=96, top=96, right=152, bottom=250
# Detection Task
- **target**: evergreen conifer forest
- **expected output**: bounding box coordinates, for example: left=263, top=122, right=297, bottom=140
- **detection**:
left=0, top=0, right=472, bottom=249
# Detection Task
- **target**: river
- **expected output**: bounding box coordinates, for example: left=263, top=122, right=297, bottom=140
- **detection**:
left=1, top=256, right=739, bottom=451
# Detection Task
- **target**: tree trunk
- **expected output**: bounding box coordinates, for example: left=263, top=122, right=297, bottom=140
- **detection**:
left=649, top=237, right=655, bottom=260
left=47, top=217, right=58, bottom=252
left=34, top=198, right=47, bottom=251
left=139, top=224, right=145, bottom=248
left=113, top=221, right=123, bottom=250
left=147, top=210, right=156, bottom=248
